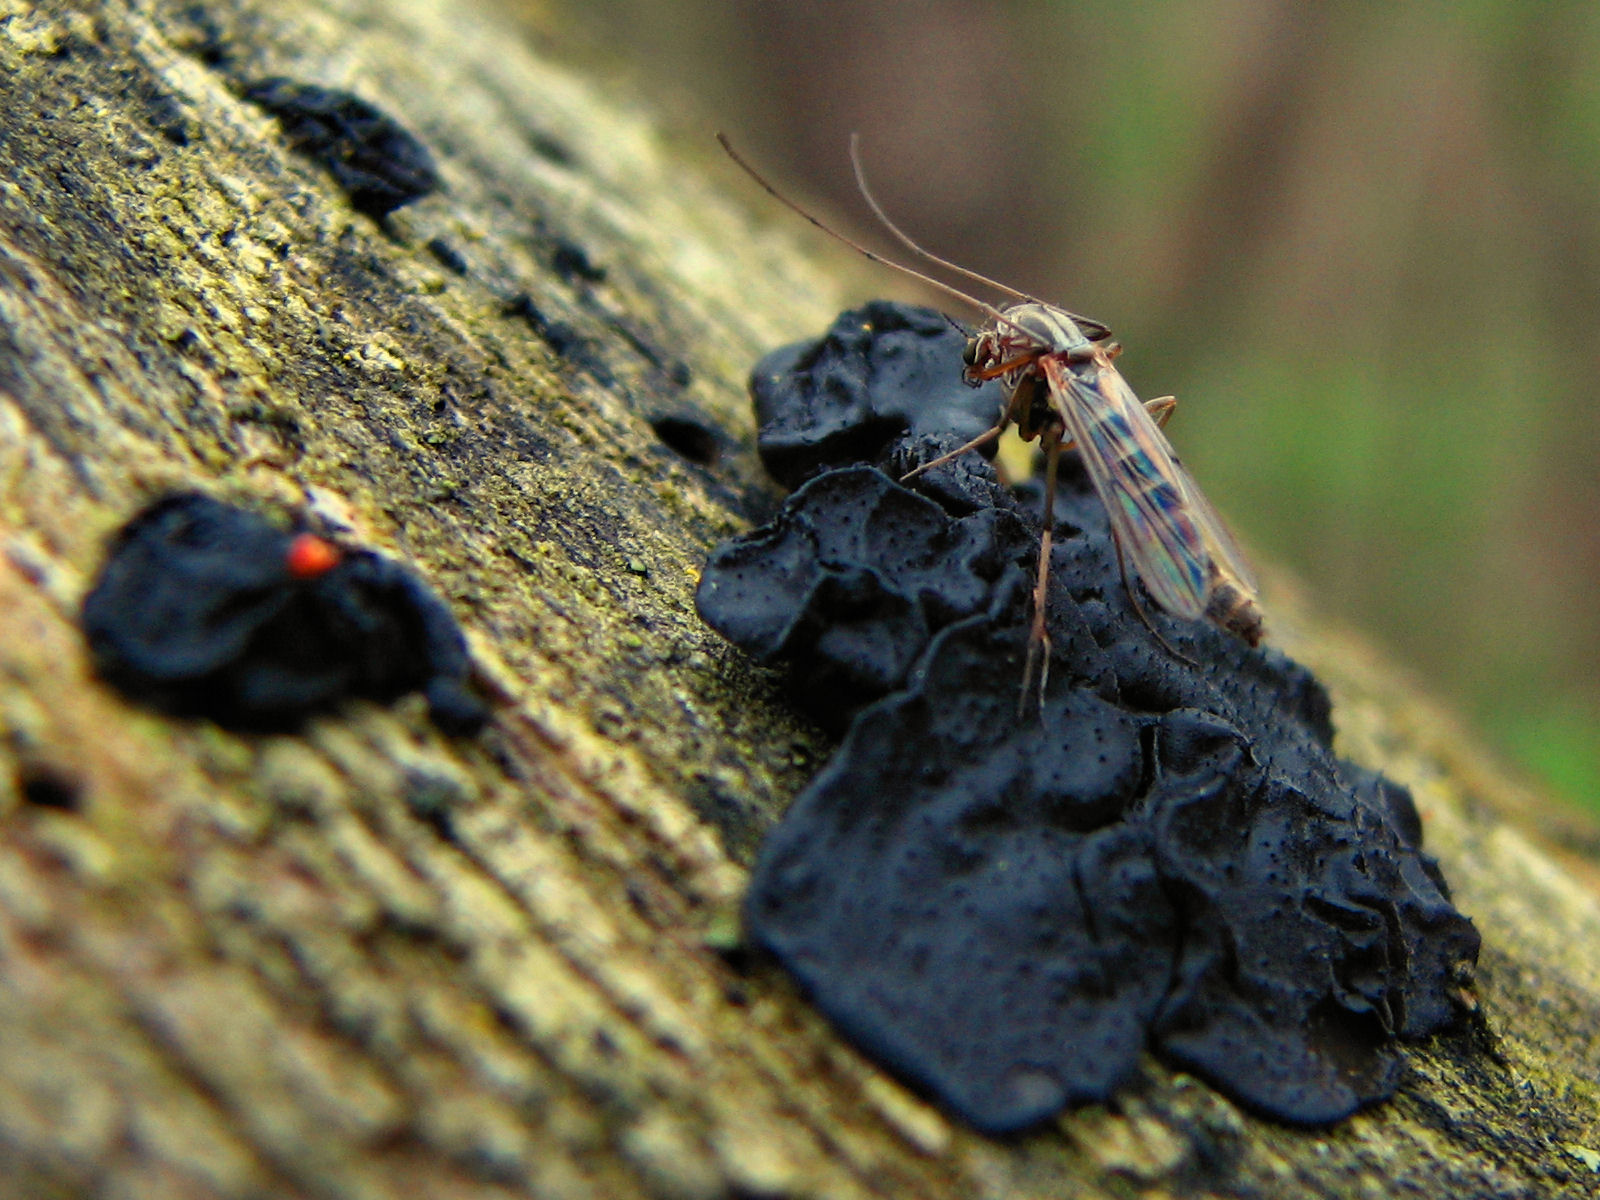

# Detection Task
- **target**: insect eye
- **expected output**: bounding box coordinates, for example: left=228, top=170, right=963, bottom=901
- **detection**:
left=961, top=339, right=980, bottom=367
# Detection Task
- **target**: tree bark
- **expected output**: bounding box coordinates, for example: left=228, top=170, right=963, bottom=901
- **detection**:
left=1, top=1, right=1597, bottom=1197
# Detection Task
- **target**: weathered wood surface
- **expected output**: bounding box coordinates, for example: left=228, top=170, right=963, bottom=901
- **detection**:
left=1, top=1, right=1597, bottom=1197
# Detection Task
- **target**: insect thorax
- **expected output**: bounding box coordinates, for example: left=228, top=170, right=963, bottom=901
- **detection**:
left=965, top=302, right=1094, bottom=383
left=997, top=303, right=1093, bottom=355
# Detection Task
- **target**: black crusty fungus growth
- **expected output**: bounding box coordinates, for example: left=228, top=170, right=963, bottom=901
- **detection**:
left=244, top=79, right=439, bottom=219
left=83, top=493, right=486, bottom=734
left=751, top=300, right=1011, bottom=512
left=697, top=302, right=1480, bottom=1133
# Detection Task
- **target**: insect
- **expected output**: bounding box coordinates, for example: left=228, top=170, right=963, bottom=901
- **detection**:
left=717, top=133, right=1263, bottom=700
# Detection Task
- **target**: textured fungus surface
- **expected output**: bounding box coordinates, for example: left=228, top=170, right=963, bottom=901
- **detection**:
left=751, top=299, right=1010, bottom=510
left=698, top=302, right=1481, bottom=1133
left=83, top=493, right=486, bottom=733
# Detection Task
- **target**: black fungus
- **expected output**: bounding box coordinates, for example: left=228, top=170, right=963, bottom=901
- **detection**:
left=551, top=238, right=606, bottom=284
left=17, top=765, right=82, bottom=812
left=698, top=301, right=1479, bottom=1132
left=244, top=79, right=439, bottom=218
left=700, top=465, right=1036, bottom=730
left=143, top=88, right=199, bottom=147
left=650, top=414, right=722, bottom=466
left=502, top=292, right=613, bottom=383
left=752, top=300, right=1009, bottom=507
left=524, top=129, right=575, bottom=168
left=426, top=236, right=469, bottom=276
left=83, top=493, right=487, bottom=734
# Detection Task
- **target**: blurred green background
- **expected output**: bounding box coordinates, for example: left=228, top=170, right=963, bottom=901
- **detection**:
left=562, top=1, right=1600, bottom=812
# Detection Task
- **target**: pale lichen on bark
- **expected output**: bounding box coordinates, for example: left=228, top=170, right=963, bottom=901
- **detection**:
left=0, top=0, right=1597, bottom=1198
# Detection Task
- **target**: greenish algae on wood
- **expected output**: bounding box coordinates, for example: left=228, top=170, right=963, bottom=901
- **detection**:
left=0, top=1, right=1596, bottom=1197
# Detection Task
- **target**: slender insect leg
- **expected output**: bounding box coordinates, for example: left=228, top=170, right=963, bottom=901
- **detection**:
left=970, top=354, right=1038, bottom=381
left=1144, top=395, right=1177, bottom=428
left=1020, top=428, right=1062, bottom=716
left=900, top=421, right=1006, bottom=483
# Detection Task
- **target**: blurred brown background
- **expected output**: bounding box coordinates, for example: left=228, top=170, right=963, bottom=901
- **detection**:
left=560, top=0, right=1600, bottom=811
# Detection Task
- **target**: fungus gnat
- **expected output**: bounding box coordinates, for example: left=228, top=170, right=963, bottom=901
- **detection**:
left=717, top=134, right=1262, bottom=703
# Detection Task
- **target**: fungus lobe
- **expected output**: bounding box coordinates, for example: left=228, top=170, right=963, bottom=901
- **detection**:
left=84, top=492, right=485, bottom=733
left=698, top=302, right=1479, bottom=1131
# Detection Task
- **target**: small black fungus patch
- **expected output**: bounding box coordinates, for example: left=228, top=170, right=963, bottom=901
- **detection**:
left=502, top=293, right=613, bottom=384
left=650, top=414, right=722, bottom=467
left=83, top=494, right=487, bottom=734
left=551, top=238, right=606, bottom=284
left=524, top=129, right=575, bottom=168
left=17, top=765, right=82, bottom=812
left=143, top=88, right=200, bottom=147
left=697, top=301, right=1480, bottom=1133
left=244, top=79, right=439, bottom=218
left=426, top=236, right=469, bottom=276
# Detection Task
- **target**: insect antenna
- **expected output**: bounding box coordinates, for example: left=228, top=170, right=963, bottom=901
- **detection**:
left=847, top=134, right=1040, bottom=306
left=716, top=133, right=1015, bottom=329
left=848, top=135, right=1112, bottom=340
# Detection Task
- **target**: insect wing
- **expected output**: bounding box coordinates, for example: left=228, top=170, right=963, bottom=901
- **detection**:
left=1039, top=354, right=1210, bottom=618
left=1170, top=451, right=1258, bottom=594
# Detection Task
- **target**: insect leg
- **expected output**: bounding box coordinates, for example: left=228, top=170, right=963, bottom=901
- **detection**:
left=1019, top=428, right=1061, bottom=717
left=899, top=421, right=1006, bottom=483
left=1144, top=395, right=1177, bottom=429
left=969, top=354, right=1039, bottom=381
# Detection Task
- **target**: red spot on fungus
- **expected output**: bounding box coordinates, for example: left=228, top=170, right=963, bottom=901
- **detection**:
left=286, top=533, right=342, bottom=579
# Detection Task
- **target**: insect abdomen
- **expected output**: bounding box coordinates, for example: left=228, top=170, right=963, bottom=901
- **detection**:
left=1206, top=580, right=1264, bottom=646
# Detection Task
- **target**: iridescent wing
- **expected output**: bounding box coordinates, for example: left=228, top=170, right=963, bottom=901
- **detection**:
left=1038, top=353, right=1211, bottom=619
left=1169, top=448, right=1258, bottom=594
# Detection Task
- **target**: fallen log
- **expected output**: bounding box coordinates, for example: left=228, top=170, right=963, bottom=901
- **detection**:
left=1, top=1, right=1597, bottom=1196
